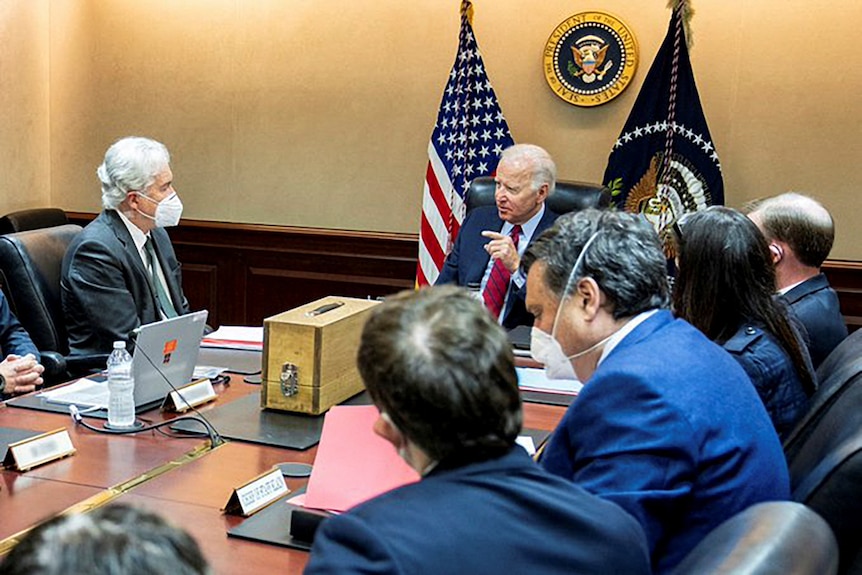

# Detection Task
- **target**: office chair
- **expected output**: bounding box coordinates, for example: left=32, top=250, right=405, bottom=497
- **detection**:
left=788, top=370, right=862, bottom=574
left=0, top=208, right=69, bottom=235
left=0, top=224, right=107, bottom=384
left=670, top=501, right=837, bottom=575
left=783, top=328, right=862, bottom=461
left=464, top=176, right=611, bottom=215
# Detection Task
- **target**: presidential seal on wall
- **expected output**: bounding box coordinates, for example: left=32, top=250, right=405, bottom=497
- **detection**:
left=543, top=12, right=638, bottom=107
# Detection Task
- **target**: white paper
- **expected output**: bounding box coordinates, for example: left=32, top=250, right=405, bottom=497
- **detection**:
left=516, top=435, right=536, bottom=455
left=38, top=378, right=109, bottom=408
left=201, top=326, right=263, bottom=350
left=516, top=366, right=582, bottom=395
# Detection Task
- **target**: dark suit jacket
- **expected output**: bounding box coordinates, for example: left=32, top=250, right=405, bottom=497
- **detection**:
left=61, top=210, right=190, bottom=356
left=782, top=273, right=847, bottom=368
left=0, top=291, right=39, bottom=359
left=435, top=206, right=558, bottom=329
left=304, top=447, right=651, bottom=575
left=540, top=310, right=790, bottom=574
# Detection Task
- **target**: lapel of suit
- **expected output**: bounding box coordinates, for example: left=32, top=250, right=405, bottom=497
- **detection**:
left=105, top=210, right=159, bottom=308
left=473, top=207, right=503, bottom=276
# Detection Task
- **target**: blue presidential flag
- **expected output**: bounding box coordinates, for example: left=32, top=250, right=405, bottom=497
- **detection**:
left=603, top=1, right=722, bottom=254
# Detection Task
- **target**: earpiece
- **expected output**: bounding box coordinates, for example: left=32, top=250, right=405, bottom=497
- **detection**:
left=769, top=243, right=783, bottom=262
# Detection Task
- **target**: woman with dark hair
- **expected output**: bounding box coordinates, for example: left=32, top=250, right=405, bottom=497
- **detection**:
left=673, top=206, right=814, bottom=439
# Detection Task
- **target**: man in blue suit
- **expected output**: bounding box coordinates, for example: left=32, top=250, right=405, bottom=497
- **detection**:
left=304, top=287, right=651, bottom=575
left=435, top=144, right=558, bottom=329
left=522, top=210, right=790, bottom=574
left=747, top=192, right=847, bottom=368
left=0, top=291, right=44, bottom=396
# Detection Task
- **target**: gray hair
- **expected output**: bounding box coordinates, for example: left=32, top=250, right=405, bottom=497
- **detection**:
left=522, top=209, right=670, bottom=319
left=0, top=504, right=210, bottom=575
left=98, top=137, right=171, bottom=209
left=499, top=144, right=557, bottom=196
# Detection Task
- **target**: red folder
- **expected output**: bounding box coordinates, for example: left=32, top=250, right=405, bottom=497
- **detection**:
left=304, top=405, right=420, bottom=512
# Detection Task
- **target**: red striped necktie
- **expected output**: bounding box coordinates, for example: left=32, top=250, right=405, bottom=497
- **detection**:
left=483, top=225, right=522, bottom=319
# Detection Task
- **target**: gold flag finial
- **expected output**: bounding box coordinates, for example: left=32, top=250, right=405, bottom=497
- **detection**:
left=667, top=0, right=694, bottom=49
left=461, top=0, right=474, bottom=26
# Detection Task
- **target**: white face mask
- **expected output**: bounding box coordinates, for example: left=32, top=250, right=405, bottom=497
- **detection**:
left=136, top=192, right=183, bottom=227
left=530, top=232, right=602, bottom=381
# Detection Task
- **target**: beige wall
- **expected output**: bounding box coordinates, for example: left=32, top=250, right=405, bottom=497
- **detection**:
left=3, top=1, right=862, bottom=258
left=0, top=1, right=50, bottom=212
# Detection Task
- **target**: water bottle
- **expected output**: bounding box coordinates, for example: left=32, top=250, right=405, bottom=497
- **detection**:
left=107, top=341, right=135, bottom=428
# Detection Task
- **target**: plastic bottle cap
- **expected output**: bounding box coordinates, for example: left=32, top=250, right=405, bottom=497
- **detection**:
left=113, top=341, right=127, bottom=350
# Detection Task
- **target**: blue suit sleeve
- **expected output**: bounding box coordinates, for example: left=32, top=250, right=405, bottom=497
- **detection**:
left=304, top=513, right=398, bottom=575
left=0, top=292, right=39, bottom=359
left=547, top=371, right=697, bottom=556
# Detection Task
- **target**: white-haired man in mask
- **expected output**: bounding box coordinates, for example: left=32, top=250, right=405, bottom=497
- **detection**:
left=61, top=136, right=190, bottom=355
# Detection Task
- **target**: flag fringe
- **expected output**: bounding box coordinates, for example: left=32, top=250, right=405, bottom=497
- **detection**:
left=667, top=0, right=694, bottom=50
left=462, top=0, right=474, bottom=26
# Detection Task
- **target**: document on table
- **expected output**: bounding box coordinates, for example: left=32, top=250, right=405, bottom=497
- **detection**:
left=38, top=378, right=109, bottom=409
left=201, top=326, right=263, bottom=351
left=516, top=366, right=582, bottom=395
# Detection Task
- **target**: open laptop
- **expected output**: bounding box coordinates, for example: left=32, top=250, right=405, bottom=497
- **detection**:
left=41, top=310, right=209, bottom=413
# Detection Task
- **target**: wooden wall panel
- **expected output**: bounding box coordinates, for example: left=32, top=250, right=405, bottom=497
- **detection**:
left=68, top=214, right=416, bottom=328
left=67, top=213, right=862, bottom=333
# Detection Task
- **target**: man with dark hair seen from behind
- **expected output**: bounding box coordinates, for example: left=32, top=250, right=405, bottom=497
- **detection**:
left=747, top=192, right=848, bottom=368
left=61, top=136, right=191, bottom=356
left=522, top=209, right=789, bottom=573
left=435, top=143, right=559, bottom=328
left=304, top=286, right=651, bottom=575
left=0, top=503, right=210, bottom=575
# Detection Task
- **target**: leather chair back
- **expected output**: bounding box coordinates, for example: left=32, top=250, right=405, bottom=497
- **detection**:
left=671, top=501, right=838, bottom=575
left=789, top=370, right=862, bottom=574
left=465, top=176, right=611, bottom=215
left=0, top=224, right=82, bottom=354
left=784, top=328, right=862, bottom=461
left=0, top=208, right=69, bottom=235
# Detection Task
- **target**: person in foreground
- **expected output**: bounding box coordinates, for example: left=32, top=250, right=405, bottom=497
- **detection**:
left=435, top=143, right=559, bottom=328
left=673, top=206, right=814, bottom=439
left=0, top=503, right=210, bottom=575
left=0, top=291, right=44, bottom=396
left=303, top=286, right=651, bottom=575
left=522, top=209, right=790, bottom=574
left=746, top=192, right=847, bottom=368
left=61, top=136, right=190, bottom=356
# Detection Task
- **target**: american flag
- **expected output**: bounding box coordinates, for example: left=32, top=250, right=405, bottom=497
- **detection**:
left=416, top=0, right=514, bottom=287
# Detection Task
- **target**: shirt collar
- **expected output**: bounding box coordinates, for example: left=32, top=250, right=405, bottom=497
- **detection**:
left=597, top=308, right=660, bottom=366
left=778, top=279, right=806, bottom=295
left=500, top=204, right=545, bottom=246
left=114, top=208, right=149, bottom=252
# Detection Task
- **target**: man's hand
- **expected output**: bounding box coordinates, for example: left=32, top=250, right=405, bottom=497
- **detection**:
left=0, top=354, right=45, bottom=395
left=482, top=231, right=520, bottom=273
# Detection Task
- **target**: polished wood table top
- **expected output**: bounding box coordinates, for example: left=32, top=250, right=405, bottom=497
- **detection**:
left=0, top=349, right=566, bottom=575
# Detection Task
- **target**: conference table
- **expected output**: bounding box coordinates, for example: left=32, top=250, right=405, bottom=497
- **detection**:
left=0, top=348, right=566, bottom=575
